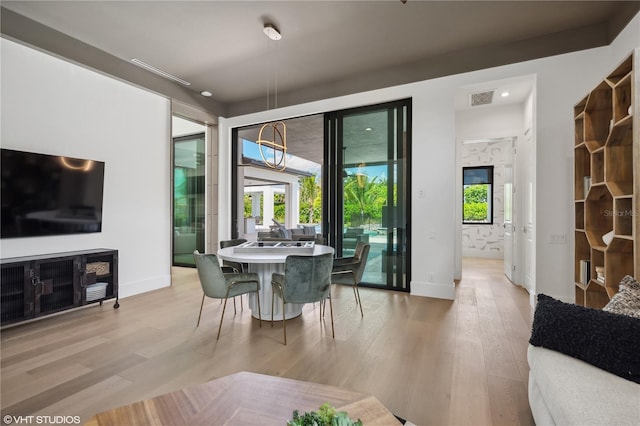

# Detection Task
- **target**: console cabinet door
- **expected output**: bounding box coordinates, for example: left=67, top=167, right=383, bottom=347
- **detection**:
left=0, top=261, right=34, bottom=324
left=33, top=255, right=79, bottom=316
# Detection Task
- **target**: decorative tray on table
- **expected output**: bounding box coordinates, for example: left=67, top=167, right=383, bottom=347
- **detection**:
left=233, top=240, right=315, bottom=254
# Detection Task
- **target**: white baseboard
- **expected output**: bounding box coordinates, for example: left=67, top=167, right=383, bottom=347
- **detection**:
left=410, top=280, right=455, bottom=300
left=527, top=290, right=573, bottom=307
left=119, top=274, right=171, bottom=298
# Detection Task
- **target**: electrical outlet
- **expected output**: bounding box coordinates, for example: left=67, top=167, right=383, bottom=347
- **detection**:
left=418, top=188, right=425, bottom=198
left=427, top=272, right=434, bottom=282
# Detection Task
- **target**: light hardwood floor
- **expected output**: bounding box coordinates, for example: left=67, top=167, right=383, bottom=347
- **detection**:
left=1, top=258, right=534, bottom=425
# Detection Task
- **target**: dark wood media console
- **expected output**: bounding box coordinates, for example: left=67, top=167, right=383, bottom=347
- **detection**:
left=1, top=248, right=118, bottom=327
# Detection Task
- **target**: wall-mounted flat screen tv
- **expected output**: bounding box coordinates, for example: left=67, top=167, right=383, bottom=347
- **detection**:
left=1, top=149, right=105, bottom=238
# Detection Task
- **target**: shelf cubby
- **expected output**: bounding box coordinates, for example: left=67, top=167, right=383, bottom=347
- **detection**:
left=584, top=185, right=613, bottom=247
left=613, top=197, right=634, bottom=237
left=584, top=81, right=613, bottom=149
left=575, top=114, right=585, bottom=146
left=613, top=73, right=632, bottom=123
left=590, top=149, right=605, bottom=184
left=606, top=55, right=633, bottom=84
left=574, top=145, right=591, bottom=200
left=604, top=238, right=635, bottom=297
left=575, top=202, right=585, bottom=230
left=580, top=283, right=609, bottom=309
left=574, top=230, right=590, bottom=284
left=604, top=116, right=633, bottom=196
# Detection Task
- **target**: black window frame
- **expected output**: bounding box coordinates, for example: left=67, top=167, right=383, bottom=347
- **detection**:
left=462, top=165, right=494, bottom=225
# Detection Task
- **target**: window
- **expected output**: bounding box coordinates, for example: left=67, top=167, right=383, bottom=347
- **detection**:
left=463, top=166, right=493, bottom=224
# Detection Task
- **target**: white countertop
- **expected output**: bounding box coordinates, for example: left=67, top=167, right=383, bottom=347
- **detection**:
left=218, top=244, right=334, bottom=264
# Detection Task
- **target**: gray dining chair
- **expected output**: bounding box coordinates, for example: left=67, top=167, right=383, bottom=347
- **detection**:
left=219, top=238, right=248, bottom=312
left=193, top=250, right=261, bottom=340
left=331, top=242, right=370, bottom=317
left=219, top=238, right=247, bottom=273
left=270, top=253, right=334, bottom=345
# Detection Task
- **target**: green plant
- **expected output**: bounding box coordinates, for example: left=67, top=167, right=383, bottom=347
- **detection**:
left=288, top=403, right=363, bottom=426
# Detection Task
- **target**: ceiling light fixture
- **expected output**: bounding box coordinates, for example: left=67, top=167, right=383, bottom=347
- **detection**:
left=131, top=58, right=191, bottom=86
left=200, top=90, right=212, bottom=97
left=501, top=91, right=510, bottom=97
left=257, top=22, right=287, bottom=172
left=263, top=23, right=281, bottom=41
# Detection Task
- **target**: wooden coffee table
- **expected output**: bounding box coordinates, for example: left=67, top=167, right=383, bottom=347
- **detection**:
left=85, top=371, right=401, bottom=425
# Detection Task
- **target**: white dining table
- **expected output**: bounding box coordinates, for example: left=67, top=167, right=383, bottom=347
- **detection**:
left=217, top=243, right=334, bottom=320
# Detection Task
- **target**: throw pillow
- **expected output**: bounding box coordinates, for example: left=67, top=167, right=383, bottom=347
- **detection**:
left=603, top=275, right=640, bottom=319
left=529, top=294, right=640, bottom=384
left=277, top=227, right=291, bottom=240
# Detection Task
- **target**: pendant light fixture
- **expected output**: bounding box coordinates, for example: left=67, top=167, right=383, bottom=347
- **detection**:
left=256, top=22, right=288, bottom=172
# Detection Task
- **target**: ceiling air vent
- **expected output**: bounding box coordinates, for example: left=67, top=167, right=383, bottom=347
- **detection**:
left=470, top=90, right=494, bottom=107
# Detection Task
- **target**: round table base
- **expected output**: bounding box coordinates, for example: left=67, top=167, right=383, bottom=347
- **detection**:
left=247, top=263, right=304, bottom=320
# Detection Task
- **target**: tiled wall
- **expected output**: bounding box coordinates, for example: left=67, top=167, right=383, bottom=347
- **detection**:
left=461, top=140, right=511, bottom=258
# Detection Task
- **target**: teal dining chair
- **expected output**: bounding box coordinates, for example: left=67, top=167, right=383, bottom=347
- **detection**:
left=193, top=250, right=261, bottom=340
left=331, top=242, right=370, bottom=317
left=270, top=253, right=334, bottom=345
left=219, top=238, right=248, bottom=312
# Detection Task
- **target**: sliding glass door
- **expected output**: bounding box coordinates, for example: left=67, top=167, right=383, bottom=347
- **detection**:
left=172, top=133, right=205, bottom=267
left=325, top=99, right=411, bottom=290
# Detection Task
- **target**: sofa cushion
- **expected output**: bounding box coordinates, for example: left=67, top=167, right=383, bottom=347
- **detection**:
left=529, top=294, right=640, bottom=384
left=603, top=275, right=640, bottom=319
left=528, top=345, right=640, bottom=426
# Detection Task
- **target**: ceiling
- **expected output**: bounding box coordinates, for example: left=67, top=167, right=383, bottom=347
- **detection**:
left=2, top=1, right=639, bottom=117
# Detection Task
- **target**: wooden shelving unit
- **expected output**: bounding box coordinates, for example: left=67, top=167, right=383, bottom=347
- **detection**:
left=574, top=50, right=639, bottom=308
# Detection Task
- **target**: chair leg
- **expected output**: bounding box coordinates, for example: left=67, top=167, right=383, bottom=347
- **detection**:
left=282, top=297, right=287, bottom=345
left=256, top=290, right=262, bottom=328
left=216, top=298, right=229, bottom=340
left=329, top=290, right=335, bottom=339
left=354, top=281, right=363, bottom=317
left=233, top=296, right=237, bottom=315
left=271, top=291, right=275, bottom=326
left=197, top=293, right=206, bottom=327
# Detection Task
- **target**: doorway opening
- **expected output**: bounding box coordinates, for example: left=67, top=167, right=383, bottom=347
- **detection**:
left=454, top=75, right=536, bottom=295
left=172, top=116, right=206, bottom=267
left=230, top=99, right=412, bottom=291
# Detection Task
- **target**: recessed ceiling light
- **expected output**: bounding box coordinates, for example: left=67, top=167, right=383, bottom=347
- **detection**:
left=130, top=58, right=191, bottom=86
left=365, top=127, right=373, bottom=131
left=200, top=91, right=213, bottom=97
left=501, top=91, right=510, bottom=97
left=263, top=23, right=282, bottom=41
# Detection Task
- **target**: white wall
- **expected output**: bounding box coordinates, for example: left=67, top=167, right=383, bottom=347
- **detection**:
left=1, top=38, right=172, bottom=298
left=219, top=12, right=640, bottom=301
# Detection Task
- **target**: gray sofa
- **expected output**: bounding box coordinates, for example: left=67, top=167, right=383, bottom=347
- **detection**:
left=527, top=288, right=640, bottom=426
left=258, top=225, right=324, bottom=244
left=528, top=344, right=640, bottom=425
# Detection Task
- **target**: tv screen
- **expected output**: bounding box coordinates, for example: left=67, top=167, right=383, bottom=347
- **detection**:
left=1, top=149, right=105, bottom=238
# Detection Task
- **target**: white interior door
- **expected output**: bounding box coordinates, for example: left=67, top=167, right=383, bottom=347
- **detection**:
left=503, top=162, right=515, bottom=281
left=522, top=129, right=535, bottom=295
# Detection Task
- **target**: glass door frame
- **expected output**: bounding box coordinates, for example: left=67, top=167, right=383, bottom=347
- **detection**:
left=172, top=132, right=206, bottom=267
left=324, top=99, right=412, bottom=291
